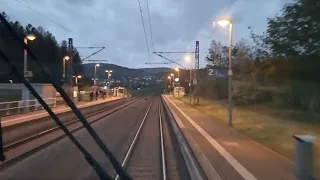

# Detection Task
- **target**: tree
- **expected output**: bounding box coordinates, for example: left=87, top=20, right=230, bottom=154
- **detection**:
left=267, top=0, right=320, bottom=57
left=206, top=40, right=229, bottom=68
left=0, top=11, right=83, bottom=83
left=265, top=0, right=320, bottom=82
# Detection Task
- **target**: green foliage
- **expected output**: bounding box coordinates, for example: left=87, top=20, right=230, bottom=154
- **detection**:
left=0, top=11, right=83, bottom=83
left=267, top=0, right=320, bottom=57
left=205, top=40, right=229, bottom=68
left=204, top=0, right=320, bottom=112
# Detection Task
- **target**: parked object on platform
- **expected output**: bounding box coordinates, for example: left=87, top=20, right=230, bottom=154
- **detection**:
left=293, top=135, right=314, bottom=180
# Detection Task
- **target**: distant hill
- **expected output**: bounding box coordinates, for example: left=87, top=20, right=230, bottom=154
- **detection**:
left=83, top=63, right=172, bottom=78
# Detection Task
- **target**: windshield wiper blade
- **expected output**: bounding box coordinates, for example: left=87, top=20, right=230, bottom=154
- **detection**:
left=0, top=14, right=132, bottom=180
left=0, top=48, right=112, bottom=180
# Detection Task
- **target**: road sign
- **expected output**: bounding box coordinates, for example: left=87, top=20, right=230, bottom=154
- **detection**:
left=24, top=71, right=33, bottom=77
left=207, top=68, right=228, bottom=77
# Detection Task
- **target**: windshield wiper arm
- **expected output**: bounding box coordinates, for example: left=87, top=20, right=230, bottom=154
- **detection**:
left=0, top=13, right=132, bottom=180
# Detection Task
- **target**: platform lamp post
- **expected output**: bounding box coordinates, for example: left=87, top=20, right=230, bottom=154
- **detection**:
left=168, top=76, right=171, bottom=94
left=175, top=68, right=180, bottom=85
left=24, top=34, right=36, bottom=78
left=185, top=55, right=192, bottom=104
left=170, top=73, right=175, bottom=88
left=216, top=18, right=233, bottom=126
left=105, top=70, right=112, bottom=97
left=94, top=64, right=100, bottom=85
left=73, top=75, right=81, bottom=85
left=63, top=56, right=70, bottom=79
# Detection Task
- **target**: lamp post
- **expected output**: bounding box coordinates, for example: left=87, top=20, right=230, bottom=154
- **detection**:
left=24, top=34, right=36, bottom=78
left=168, top=76, right=171, bottom=93
left=170, top=73, right=175, bottom=88
left=73, top=75, right=81, bottom=85
left=105, top=70, right=112, bottom=97
left=185, top=55, right=192, bottom=103
left=94, top=64, right=100, bottom=85
left=175, top=68, right=180, bottom=84
left=216, top=18, right=233, bottom=126
left=63, top=56, right=70, bottom=78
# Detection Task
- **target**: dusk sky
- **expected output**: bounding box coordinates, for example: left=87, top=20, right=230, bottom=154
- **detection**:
left=1, top=0, right=291, bottom=68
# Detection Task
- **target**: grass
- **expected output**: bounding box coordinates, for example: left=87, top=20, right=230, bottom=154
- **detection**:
left=180, top=96, right=320, bottom=178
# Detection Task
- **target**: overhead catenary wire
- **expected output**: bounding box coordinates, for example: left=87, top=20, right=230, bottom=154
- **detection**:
left=0, top=14, right=133, bottom=180
left=213, top=0, right=239, bottom=35
left=13, top=0, right=102, bottom=47
left=225, top=0, right=238, bottom=14
left=153, top=52, right=186, bottom=69
left=81, top=47, right=106, bottom=61
left=145, top=0, right=155, bottom=52
left=137, top=0, right=152, bottom=66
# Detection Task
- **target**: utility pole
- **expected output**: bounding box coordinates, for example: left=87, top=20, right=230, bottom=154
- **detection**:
left=68, top=38, right=73, bottom=100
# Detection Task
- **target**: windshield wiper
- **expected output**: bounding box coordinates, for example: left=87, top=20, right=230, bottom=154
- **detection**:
left=0, top=14, right=132, bottom=180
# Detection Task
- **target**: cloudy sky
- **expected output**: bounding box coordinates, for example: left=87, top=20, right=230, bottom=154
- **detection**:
left=1, top=0, right=291, bottom=69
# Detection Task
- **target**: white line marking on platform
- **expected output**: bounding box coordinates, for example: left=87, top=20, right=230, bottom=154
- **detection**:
left=164, top=96, right=258, bottom=180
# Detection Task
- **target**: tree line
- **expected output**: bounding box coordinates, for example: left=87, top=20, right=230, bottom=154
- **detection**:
left=204, top=0, right=320, bottom=111
left=0, top=11, right=83, bottom=84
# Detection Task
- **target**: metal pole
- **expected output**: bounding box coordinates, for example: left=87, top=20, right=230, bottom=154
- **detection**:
left=68, top=38, right=73, bottom=100
left=189, top=60, right=192, bottom=105
left=75, top=77, right=78, bottom=85
left=63, top=58, right=66, bottom=78
left=0, top=117, right=5, bottom=162
left=228, top=23, right=233, bottom=126
left=23, top=38, right=27, bottom=78
left=107, top=72, right=110, bottom=98
left=94, top=66, right=97, bottom=85
left=173, top=74, right=175, bottom=87
left=169, top=78, right=172, bottom=93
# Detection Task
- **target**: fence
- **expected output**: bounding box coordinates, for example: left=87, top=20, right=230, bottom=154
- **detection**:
left=0, top=98, right=56, bottom=117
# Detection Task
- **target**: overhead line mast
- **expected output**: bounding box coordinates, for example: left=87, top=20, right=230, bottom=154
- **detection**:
left=153, top=41, right=200, bottom=105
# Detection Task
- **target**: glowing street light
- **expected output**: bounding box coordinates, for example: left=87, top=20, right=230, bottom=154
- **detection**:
left=62, top=56, right=70, bottom=78
left=24, top=34, right=36, bottom=78
left=185, top=55, right=190, bottom=62
left=217, top=18, right=231, bottom=27
left=175, top=67, right=180, bottom=81
left=73, top=75, right=82, bottom=84
left=26, top=34, right=36, bottom=41
left=170, top=73, right=175, bottom=87
left=185, top=55, right=192, bottom=97
left=105, top=70, right=113, bottom=97
left=94, top=64, right=100, bottom=85
left=167, top=76, right=172, bottom=91
left=215, top=17, right=233, bottom=126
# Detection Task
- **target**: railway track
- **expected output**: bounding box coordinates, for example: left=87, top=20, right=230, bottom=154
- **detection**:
left=114, top=97, right=190, bottom=180
left=0, top=96, right=201, bottom=180
left=0, top=97, right=141, bottom=169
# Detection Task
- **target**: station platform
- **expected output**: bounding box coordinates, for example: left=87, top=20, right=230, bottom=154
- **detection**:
left=162, top=95, right=296, bottom=180
left=1, top=97, right=121, bottom=127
